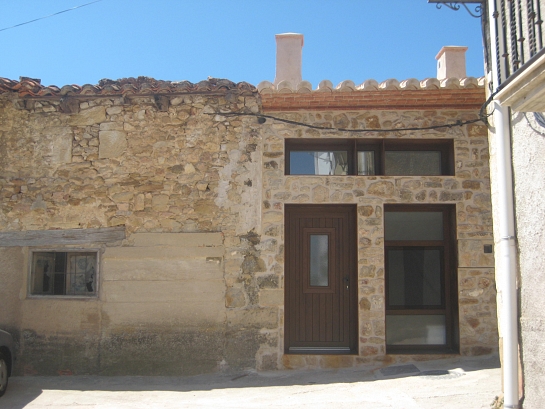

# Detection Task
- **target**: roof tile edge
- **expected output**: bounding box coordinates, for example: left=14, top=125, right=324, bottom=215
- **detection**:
left=257, top=77, right=485, bottom=94
left=0, top=77, right=257, bottom=97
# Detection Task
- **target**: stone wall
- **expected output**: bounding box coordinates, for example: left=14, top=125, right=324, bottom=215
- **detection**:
left=0, top=81, right=499, bottom=376
left=0, top=87, right=273, bottom=375
left=257, top=108, right=498, bottom=369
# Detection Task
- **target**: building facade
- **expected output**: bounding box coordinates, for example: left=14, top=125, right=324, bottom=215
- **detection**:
left=0, top=36, right=499, bottom=376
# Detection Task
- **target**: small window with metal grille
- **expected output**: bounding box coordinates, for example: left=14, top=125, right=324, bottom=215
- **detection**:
left=30, top=251, right=98, bottom=297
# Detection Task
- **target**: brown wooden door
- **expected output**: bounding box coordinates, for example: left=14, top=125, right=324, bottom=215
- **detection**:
left=285, top=204, right=357, bottom=354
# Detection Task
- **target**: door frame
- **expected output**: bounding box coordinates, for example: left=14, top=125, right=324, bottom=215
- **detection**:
left=284, top=204, right=358, bottom=354
left=383, top=203, right=459, bottom=354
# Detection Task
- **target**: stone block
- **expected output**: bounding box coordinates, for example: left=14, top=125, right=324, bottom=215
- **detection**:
left=312, top=185, right=329, bottom=202
left=368, top=181, right=394, bottom=197
left=67, top=106, right=106, bottom=126
left=151, top=194, right=169, bottom=210
left=99, top=130, right=127, bottom=158
left=259, top=289, right=283, bottom=306
left=193, top=200, right=218, bottom=215
left=47, top=127, right=73, bottom=164
left=458, top=239, right=494, bottom=267
left=111, top=192, right=134, bottom=202
left=263, top=211, right=283, bottom=224
left=226, top=287, right=246, bottom=308
left=99, top=122, right=124, bottom=131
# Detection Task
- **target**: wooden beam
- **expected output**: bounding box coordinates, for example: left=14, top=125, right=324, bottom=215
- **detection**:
left=0, top=226, right=126, bottom=247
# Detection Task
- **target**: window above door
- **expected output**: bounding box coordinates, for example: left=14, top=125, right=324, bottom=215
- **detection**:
left=285, top=138, right=454, bottom=176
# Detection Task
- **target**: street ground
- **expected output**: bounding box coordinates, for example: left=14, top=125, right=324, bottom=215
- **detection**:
left=0, top=355, right=501, bottom=409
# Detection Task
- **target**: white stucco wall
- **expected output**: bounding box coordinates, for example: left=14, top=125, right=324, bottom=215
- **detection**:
left=511, top=112, right=545, bottom=408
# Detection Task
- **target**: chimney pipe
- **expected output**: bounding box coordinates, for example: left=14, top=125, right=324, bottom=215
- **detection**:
left=274, top=33, right=304, bottom=86
left=435, top=46, right=468, bottom=80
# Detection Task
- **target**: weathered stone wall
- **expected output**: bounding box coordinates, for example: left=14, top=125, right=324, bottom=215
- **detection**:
left=258, top=109, right=498, bottom=369
left=0, top=85, right=499, bottom=376
left=0, top=90, right=272, bottom=375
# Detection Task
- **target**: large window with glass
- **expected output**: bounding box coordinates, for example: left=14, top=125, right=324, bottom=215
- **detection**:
left=384, top=205, right=458, bottom=353
left=285, top=139, right=454, bottom=176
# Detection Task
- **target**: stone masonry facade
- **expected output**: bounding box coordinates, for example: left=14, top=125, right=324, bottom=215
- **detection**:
left=256, top=83, right=498, bottom=370
left=0, top=76, right=498, bottom=375
left=0, top=78, right=274, bottom=375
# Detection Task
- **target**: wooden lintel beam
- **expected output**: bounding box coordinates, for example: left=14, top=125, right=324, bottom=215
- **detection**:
left=0, top=226, right=126, bottom=247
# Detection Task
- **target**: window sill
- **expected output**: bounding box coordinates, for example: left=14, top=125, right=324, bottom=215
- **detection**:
left=26, top=295, right=98, bottom=300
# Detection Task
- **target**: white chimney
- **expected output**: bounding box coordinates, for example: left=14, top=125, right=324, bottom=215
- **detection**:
left=435, top=46, right=468, bottom=80
left=274, top=33, right=304, bottom=86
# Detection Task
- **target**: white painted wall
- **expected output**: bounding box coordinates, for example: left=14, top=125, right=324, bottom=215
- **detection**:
left=510, top=112, right=545, bottom=408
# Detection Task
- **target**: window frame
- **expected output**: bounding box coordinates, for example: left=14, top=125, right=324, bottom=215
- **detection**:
left=28, top=249, right=100, bottom=299
left=382, top=139, right=454, bottom=176
left=285, top=138, right=355, bottom=175
left=285, top=138, right=454, bottom=176
left=383, top=204, right=458, bottom=354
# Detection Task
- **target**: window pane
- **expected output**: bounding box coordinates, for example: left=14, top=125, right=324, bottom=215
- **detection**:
left=386, top=315, right=446, bottom=345
left=31, top=252, right=56, bottom=295
left=357, top=151, right=376, bottom=175
left=385, top=211, right=443, bottom=241
left=68, top=254, right=97, bottom=295
left=310, top=234, right=329, bottom=286
left=387, top=248, right=442, bottom=307
left=290, top=151, right=348, bottom=175
left=31, top=252, right=97, bottom=296
left=385, top=151, right=442, bottom=175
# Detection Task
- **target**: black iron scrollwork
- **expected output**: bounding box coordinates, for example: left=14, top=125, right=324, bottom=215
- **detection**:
left=429, top=1, right=484, bottom=18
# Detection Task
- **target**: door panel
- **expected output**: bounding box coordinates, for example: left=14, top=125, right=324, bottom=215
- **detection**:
left=285, top=205, right=357, bottom=354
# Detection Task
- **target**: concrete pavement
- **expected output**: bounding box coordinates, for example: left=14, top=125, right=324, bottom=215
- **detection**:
left=0, top=355, right=501, bottom=409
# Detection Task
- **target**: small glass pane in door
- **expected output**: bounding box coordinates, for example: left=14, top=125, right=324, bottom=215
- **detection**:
left=310, top=234, right=329, bottom=286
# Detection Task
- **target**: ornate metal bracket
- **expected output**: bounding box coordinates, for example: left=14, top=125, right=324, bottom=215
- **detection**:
left=428, top=1, right=484, bottom=18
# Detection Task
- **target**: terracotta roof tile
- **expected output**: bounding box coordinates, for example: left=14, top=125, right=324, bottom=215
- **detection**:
left=257, top=77, right=486, bottom=93
left=0, top=76, right=257, bottom=97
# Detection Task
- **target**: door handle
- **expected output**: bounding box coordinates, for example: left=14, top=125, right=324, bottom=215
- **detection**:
left=343, top=276, right=349, bottom=290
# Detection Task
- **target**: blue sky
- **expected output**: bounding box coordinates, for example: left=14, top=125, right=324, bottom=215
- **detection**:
left=1, top=1, right=485, bottom=87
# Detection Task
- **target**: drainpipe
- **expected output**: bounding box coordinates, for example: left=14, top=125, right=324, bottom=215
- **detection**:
left=487, top=1, right=519, bottom=408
